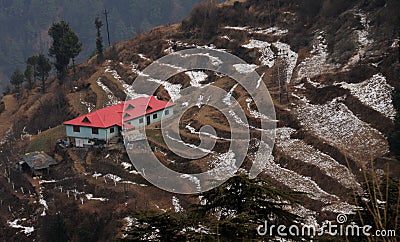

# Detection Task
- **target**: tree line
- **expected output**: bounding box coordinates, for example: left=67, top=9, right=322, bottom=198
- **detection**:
left=6, top=16, right=106, bottom=96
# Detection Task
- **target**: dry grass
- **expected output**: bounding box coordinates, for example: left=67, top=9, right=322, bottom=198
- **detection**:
left=26, top=125, right=65, bottom=153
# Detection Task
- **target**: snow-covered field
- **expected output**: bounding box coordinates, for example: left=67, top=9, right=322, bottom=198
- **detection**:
left=294, top=97, right=389, bottom=162
left=297, top=31, right=340, bottom=81
left=340, top=73, right=396, bottom=120
left=254, top=141, right=338, bottom=204
left=275, top=128, right=361, bottom=191
left=242, top=39, right=275, bottom=68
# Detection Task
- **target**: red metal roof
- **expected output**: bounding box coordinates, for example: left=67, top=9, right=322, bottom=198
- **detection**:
left=63, top=96, right=174, bottom=128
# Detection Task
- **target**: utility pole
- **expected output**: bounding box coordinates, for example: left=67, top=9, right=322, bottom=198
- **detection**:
left=282, top=53, right=289, bottom=103
left=104, top=8, right=111, bottom=47
left=277, top=53, right=281, bottom=103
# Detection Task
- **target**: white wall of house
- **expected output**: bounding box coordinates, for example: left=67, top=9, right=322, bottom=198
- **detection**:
left=125, top=107, right=173, bottom=129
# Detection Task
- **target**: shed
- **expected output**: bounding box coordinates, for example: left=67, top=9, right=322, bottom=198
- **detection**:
left=18, top=151, right=58, bottom=176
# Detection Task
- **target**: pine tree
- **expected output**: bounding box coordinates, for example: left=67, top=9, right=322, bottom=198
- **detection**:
left=27, top=55, right=39, bottom=82
left=48, top=20, right=82, bottom=81
left=94, top=16, right=104, bottom=59
left=37, top=54, right=51, bottom=93
left=195, top=174, right=302, bottom=240
left=10, top=67, right=24, bottom=94
left=24, top=64, right=35, bottom=90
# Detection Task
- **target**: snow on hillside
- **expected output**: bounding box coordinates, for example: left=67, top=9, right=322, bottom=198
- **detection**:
left=224, top=26, right=288, bottom=36
left=172, top=196, right=184, bottom=212
left=233, top=63, right=258, bottom=73
left=345, top=11, right=373, bottom=68
left=130, top=62, right=182, bottom=101
left=297, top=31, right=340, bottom=81
left=294, top=97, right=389, bottom=162
left=242, top=39, right=275, bottom=68
left=106, top=64, right=148, bottom=99
left=254, top=140, right=338, bottom=203
left=275, top=127, right=361, bottom=191
left=79, top=93, right=95, bottom=113
left=241, top=38, right=297, bottom=83
left=96, top=77, right=120, bottom=105
left=208, top=151, right=238, bottom=180
left=273, top=42, right=298, bottom=83
left=340, top=73, right=396, bottom=120
left=245, top=98, right=275, bottom=120
left=7, top=219, right=34, bottom=235
left=186, top=123, right=231, bottom=141
left=354, top=11, right=373, bottom=47
left=185, top=71, right=210, bottom=88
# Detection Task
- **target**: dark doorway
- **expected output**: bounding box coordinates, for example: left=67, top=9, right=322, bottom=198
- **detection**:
left=146, top=116, right=151, bottom=125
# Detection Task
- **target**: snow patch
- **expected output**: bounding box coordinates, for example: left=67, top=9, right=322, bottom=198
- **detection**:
left=96, top=77, right=120, bottom=105
left=185, top=71, right=210, bottom=88
left=297, top=31, right=339, bottom=81
left=294, top=97, right=389, bottom=162
left=7, top=219, right=34, bottom=235
left=233, top=63, right=258, bottom=73
left=224, top=26, right=288, bottom=36
left=242, top=39, right=275, bottom=68
left=172, top=196, right=184, bottom=212
left=340, top=73, right=396, bottom=120
left=85, top=194, right=108, bottom=202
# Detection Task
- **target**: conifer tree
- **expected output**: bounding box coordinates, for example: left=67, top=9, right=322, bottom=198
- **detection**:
left=95, top=16, right=104, bottom=59
left=37, top=54, right=51, bottom=93
left=24, top=64, right=34, bottom=90
left=10, top=67, right=24, bottom=94
left=48, top=21, right=82, bottom=81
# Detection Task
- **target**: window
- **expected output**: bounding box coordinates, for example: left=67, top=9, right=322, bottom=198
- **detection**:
left=165, top=109, right=170, bottom=115
left=82, top=117, right=91, bottom=123
left=92, top=127, right=99, bottom=134
left=139, top=118, right=143, bottom=124
left=110, top=127, right=114, bottom=133
left=73, top=126, right=80, bottom=132
left=125, top=104, right=134, bottom=110
left=153, top=113, right=157, bottom=119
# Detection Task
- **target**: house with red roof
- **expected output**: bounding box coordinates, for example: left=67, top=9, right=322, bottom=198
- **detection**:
left=63, top=96, right=174, bottom=147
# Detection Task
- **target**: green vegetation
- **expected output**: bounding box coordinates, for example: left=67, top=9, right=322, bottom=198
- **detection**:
left=123, top=175, right=303, bottom=241
left=36, top=54, right=51, bottom=93
left=48, top=21, right=82, bottom=81
left=95, top=16, right=104, bottom=61
left=9, top=67, right=24, bottom=94
left=26, top=125, right=65, bottom=153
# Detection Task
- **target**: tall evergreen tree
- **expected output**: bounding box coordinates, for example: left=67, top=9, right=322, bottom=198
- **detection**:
left=24, top=64, right=35, bottom=90
left=195, top=174, right=302, bottom=240
left=94, top=16, right=104, bottom=59
left=48, top=20, right=82, bottom=81
left=27, top=55, right=39, bottom=82
left=37, top=54, right=51, bottom=93
left=10, top=67, right=24, bottom=94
